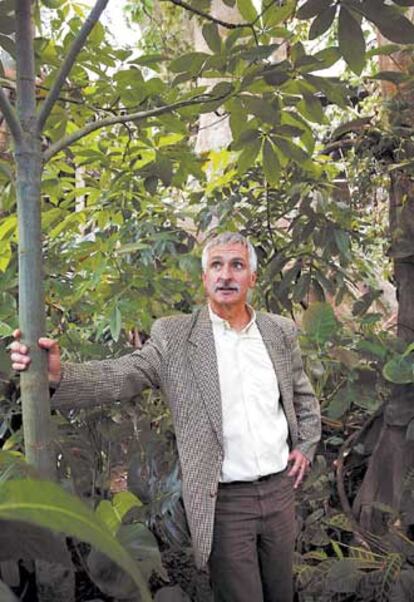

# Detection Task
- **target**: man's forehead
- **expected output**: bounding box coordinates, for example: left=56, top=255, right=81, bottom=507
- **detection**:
left=207, top=243, right=249, bottom=260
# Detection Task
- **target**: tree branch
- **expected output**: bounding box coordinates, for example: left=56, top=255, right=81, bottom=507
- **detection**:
left=43, top=94, right=228, bottom=161
left=162, top=0, right=251, bottom=29
left=37, top=0, right=110, bottom=132
left=163, top=0, right=279, bottom=29
left=0, top=88, right=24, bottom=145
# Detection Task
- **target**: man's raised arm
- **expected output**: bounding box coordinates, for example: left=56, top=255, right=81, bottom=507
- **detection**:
left=10, top=325, right=164, bottom=410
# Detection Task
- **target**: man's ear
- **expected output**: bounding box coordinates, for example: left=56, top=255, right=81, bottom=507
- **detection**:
left=250, top=272, right=257, bottom=288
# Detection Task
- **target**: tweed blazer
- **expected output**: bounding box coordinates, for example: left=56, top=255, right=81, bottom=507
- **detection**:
left=53, top=306, right=321, bottom=568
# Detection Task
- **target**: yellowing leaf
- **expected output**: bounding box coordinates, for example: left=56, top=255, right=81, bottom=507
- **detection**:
left=0, top=242, right=11, bottom=272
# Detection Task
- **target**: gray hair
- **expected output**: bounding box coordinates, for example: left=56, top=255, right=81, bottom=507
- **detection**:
left=201, top=232, right=258, bottom=273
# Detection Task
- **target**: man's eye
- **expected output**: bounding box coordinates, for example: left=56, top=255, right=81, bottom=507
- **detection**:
left=233, top=262, right=243, bottom=269
left=211, top=262, right=221, bottom=269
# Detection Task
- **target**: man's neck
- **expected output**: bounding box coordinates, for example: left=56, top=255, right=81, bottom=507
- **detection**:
left=209, top=302, right=251, bottom=332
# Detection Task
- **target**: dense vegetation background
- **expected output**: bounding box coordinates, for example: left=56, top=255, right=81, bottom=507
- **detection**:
left=0, top=0, right=413, bottom=600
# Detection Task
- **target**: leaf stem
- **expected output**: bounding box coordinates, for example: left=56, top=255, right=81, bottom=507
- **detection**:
left=37, top=0, right=110, bottom=132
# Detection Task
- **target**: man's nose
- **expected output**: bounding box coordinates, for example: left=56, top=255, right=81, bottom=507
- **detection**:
left=219, top=264, right=232, bottom=279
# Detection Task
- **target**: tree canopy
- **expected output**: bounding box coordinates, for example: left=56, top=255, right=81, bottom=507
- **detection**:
left=1, top=0, right=414, bottom=599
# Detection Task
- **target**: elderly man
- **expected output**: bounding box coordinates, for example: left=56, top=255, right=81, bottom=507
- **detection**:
left=11, top=232, right=321, bottom=602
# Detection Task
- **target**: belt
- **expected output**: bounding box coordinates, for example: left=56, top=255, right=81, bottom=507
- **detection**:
left=219, top=471, right=284, bottom=487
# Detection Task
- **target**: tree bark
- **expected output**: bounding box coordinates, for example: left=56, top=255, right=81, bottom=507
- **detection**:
left=352, top=22, right=414, bottom=538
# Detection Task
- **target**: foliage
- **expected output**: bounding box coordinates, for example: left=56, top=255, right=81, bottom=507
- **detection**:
left=1, top=0, right=414, bottom=599
left=293, top=455, right=414, bottom=602
left=0, top=452, right=152, bottom=601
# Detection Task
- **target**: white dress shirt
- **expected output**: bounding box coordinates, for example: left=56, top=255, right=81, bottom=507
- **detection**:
left=209, top=306, right=290, bottom=482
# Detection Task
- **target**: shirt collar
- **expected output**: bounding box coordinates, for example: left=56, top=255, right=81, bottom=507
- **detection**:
left=208, top=304, right=256, bottom=334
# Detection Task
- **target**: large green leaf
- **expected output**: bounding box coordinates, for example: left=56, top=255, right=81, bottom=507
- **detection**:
left=273, top=137, right=308, bottom=164
left=237, top=137, right=261, bottom=176
left=0, top=0, right=14, bottom=16
left=302, top=302, right=338, bottom=345
left=338, top=6, right=365, bottom=75
left=202, top=22, right=222, bottom=53
left=0, top=33, right=15, bottom=58
left=0, top=519, right=72, bottom=565
left=237, top=0, right=257, bottom=21
left=118, top=522, right=168, bottom=580
left=326, top=386, right=352, bottom=419
left=370, top=71, right=411, bottom=85
left=263, top=61, right=291, bottom=86
left=296, top=0, right=332, bottom=20
left=87, top=523, right=167, bottom=599
left=109, top=305, right=122, bottom=342
left=309, top=5, right=337, bottom=39
left=242, top=96, right=280, bottom=125
left=169, top=52, right=208, bottom=74
left=0, top=451, right=38, bottom=482
left=96, top=491, right=142, bottom=536
left=383, top=355, right=414, bottom=384
left=0, top=479, right=151, bottom=601
left=297, top=93, right=326, bottom=123
left=325, top=559, right=364, bottom=593
left=264, top=0, right=296, bottom=27
left=0, top=16, right=14, bottom=35
left=304, top=74, right=349, bottom=108
left=359, top=0, right=414, bottom=44
left=262, top=139, right=281, bottom=185
left=41, top=0, right=65, bottom=7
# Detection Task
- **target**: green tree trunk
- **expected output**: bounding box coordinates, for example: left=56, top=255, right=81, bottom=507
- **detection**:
left=14, top=0, right=55, bottom=479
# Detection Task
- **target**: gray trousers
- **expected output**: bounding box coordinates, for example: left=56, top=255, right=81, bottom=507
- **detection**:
left=209, top=469, right=296, bottom=602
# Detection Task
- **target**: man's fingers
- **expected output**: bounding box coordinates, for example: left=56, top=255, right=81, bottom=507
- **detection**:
left=12, top=329, right=22, bottom=340
left=287, top=455, right=301, bottom=476
left=11, top=354, right=31, bottom=370
left=293, top=464, right=306, bottom=489
left=10, top=341, right=28, bottom=353
left=38, top=337, right=58, bottom=350
left=287, top=451, right=310, bottom=488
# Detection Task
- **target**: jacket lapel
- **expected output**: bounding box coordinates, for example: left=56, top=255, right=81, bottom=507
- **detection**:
left=256, top=312, right=292, bottom=409
left=188, top=306, right=223, bottom=449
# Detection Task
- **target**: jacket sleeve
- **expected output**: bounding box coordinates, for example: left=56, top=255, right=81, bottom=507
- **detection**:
left=287, top=322, right=321, bottom=462
left=51, top=320, right=166, bottom=410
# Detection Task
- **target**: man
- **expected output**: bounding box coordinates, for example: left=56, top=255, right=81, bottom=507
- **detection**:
left=11, top=232, right=321, bottom=602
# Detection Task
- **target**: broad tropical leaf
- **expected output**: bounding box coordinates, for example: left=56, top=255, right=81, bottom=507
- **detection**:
left=338, top=6, right=365, bottom=75
left=0, top=479, right=151, bottom=601
left=302, top=302, right=338, bottom=345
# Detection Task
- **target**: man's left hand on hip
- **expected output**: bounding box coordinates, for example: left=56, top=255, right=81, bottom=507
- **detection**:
left=287, top=449, right=310, bottom=489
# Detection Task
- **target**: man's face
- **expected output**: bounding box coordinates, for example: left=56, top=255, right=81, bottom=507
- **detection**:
left=202, top=243, right=257, bottom=311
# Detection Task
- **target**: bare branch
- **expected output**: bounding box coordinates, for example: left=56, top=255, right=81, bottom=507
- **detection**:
left=43, top=94, right=228, bottom=162
left=0, top=88, right=24, bottom=145
left=162, top=0, right=278, bottom=31
left=162, top=0, right=250, bottom=29
left=37, top=0, right=110, bottom=132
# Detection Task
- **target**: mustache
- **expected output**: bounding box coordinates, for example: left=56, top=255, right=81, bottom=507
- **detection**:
left=215, top=283, right=240, bottom=292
